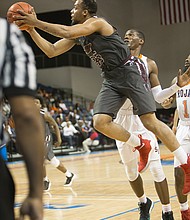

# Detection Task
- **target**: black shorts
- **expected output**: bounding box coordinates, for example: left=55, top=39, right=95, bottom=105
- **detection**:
left=93, top=59, right=156, bottom=119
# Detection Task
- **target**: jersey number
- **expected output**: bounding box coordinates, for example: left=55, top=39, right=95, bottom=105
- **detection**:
left=183, top=100, right=189, bottom=118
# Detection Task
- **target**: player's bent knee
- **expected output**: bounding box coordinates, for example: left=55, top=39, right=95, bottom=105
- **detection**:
left=124, top=160, right=138, bottom=181
left=93, top=114, right=112, bottom=131
left=149, top=160, right=165, bottom=182
left=50, top=156, right=60, bottom=167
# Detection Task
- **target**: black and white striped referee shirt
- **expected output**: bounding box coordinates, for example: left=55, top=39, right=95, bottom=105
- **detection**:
left=0, top=18, right=37, bottom=99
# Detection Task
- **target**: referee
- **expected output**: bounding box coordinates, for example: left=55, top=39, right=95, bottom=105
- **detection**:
left=0, top=18, right=44, bottom=220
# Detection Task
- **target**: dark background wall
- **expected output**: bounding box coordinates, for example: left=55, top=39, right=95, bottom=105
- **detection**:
left=1, top=0, right=189, bottom=103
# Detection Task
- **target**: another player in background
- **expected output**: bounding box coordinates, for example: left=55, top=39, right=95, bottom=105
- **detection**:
left=0, top=18, right=44, bottom=220
left=115, top=29, right=176, bottom=220
left=34, top=95, right=75, bottom=192
left=14, top=0, right=190, bottom=197
left=162, top=54, right=190, bottom=220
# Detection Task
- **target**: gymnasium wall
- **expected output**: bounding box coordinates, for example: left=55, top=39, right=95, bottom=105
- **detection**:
left=36, top=0, right=189, bottom=104
left=2, top=0, right=189, bottom=104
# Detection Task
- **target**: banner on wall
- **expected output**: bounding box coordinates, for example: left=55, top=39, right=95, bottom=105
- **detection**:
left=159, top=0, right=190, bottom=25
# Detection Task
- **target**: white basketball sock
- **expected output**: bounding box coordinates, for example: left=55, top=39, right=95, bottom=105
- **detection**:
left=162, top=204, right=172, bottom=213
left=139, top=194, right=147, bottom=204
left=180, top=201, right=189, bottom=211
left=173, top=147, right=188, bottom=165
left=44, top=176, right=49, bottom=181
left=65, top=170, right=72, bottom=177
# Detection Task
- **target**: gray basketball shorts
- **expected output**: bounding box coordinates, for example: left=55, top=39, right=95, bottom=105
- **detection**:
left=44, top=134, right=55, bottom=161
left=93, top=63, right=156, bottom=119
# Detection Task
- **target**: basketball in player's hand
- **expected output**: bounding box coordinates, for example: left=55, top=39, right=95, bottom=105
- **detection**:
left=7, top=2, right=32, bottom=30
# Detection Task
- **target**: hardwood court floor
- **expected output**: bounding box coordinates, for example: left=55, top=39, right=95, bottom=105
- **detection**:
left=9, top=145, right=183, bottom=220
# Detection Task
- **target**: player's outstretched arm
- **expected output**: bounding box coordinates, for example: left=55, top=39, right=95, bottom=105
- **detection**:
left=14, top=10, right=111, bottom=39
left=27, top=28, right=75, bottom=58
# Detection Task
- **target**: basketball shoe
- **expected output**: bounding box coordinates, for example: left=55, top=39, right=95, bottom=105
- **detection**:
left=138, top=197, right=154, bottom=220
left=162, top=211, right=174, bottom=220
left=180, top=155, right=190, bottom=195
left=43, top=179, right=51, bottom=192
left=64, top=173, right=75, bottom=187
left=181, top=208, right=190, bottom=220
left=134, top=135, right=152, bottom=173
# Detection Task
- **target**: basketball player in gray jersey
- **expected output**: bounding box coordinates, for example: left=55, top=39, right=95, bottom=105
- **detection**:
left=15, top=0, right=190, bottom=205
left=34, top=95, right=75, bottom=191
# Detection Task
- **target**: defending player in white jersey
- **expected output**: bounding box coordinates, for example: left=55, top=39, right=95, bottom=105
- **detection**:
left=114, top=29, right=188, bottom=220
left=163, top=54, right=190, bottom=220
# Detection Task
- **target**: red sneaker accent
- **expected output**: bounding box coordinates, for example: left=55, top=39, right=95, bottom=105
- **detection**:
left=181, top=156, right=190, bottom=195
left=181, top=208, right=190, bottom=220
left=135, top=134, right=152, bottom=173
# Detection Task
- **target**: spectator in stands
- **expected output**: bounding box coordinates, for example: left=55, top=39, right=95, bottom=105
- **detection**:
left=55, top=116, right=64, bottom=129
left=74, top=102, right=82, bottom=112
left=0, top=102, right=10, bottom=161
left=62, top=121, right=79, bottom=149
left=51, top=107, right=65, bottom=121
left=59, top=100, right=68, bottom=112
left=0, top=117, right=9, bottom=162
left=88, top=101, right=95, bottom=116
left=67, top=107, right=80, bottom=125
left=50, top=103, right=59, bottom=115
left=82, top=128, right=99, bottom=153
left=75, top=119, right=89, bottom=150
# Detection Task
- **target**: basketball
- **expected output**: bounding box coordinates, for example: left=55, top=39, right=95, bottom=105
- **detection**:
left=7, top=2, right=32, bottom=30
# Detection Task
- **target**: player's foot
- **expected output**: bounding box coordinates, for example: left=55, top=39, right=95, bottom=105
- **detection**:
left=43, top=179, right=51, bottom=192
left=64, top=173, right=75, bottom=187
left=138, top=197, right=154, bottom=220
left=162, top=211, right=174, bottom=220
left=134, top=135, right=152, bottom=173
left=181, top=208, right=190, bottom=220
left=180, top=156, right=190, bottom=195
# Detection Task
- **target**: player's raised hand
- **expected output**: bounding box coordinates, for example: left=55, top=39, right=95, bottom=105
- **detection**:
left=161, top=97, right=174, bottom=109
left=177, top=66, right=190, bottom=87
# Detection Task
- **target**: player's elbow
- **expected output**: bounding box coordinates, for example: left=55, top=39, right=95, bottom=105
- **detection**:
left=46, top=45, right=58, bottom=58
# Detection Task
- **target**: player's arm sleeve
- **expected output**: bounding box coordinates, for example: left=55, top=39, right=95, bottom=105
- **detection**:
left=151, top=83, right=180, bottom=104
